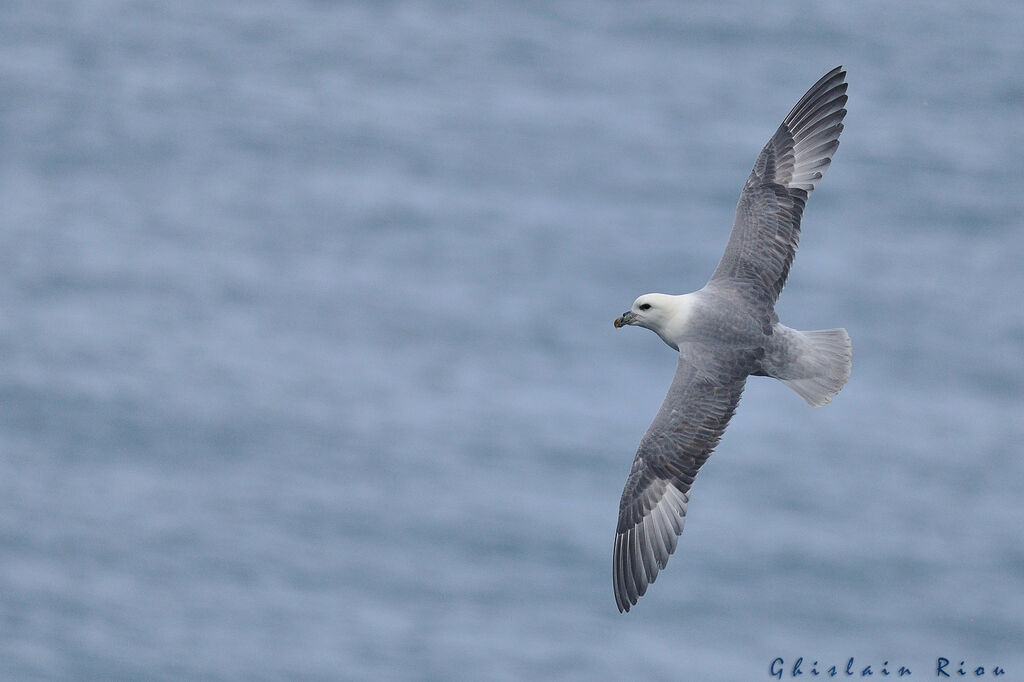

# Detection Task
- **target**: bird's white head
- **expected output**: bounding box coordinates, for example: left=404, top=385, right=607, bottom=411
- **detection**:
left=613, top=293, right=677, bottom=331
left=614, top=293, right=692, bottom=349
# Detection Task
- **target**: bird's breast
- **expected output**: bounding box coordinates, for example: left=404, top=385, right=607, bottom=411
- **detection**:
left=667, top=292, right=765, bottom=349
left=659, top=293, right=700, bottom=347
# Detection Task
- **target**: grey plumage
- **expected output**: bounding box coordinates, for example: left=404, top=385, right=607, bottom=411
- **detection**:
left=612, top=67, right=851, bottom=613
left=710, top=65, right=848, bottom=316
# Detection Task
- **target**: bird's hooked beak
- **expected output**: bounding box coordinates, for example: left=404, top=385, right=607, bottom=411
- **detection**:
left=614, top=311, right=637, bottom=328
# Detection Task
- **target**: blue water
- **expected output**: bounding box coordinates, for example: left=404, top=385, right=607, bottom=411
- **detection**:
left=2, top=1, right=1023, bottom=680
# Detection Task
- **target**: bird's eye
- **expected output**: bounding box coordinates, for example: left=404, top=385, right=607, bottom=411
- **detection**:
left=639, top=303, right=651, bottom=311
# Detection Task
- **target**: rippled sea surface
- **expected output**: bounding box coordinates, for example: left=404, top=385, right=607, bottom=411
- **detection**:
left=2, top=1, right=1023, bottom=679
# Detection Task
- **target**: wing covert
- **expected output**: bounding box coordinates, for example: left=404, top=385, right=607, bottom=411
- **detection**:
left=709, top=67, right=847, bottom=312
left=613, top=345, right=755, bottom=612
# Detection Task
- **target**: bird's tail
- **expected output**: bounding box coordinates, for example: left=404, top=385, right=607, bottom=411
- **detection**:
left=773, top=327, right=852, bottom=407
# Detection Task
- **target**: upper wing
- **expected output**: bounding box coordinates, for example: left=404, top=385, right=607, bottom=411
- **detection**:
left=708, top=66, right=848, bottom=313
left=613, top=344, right=757, bottom=612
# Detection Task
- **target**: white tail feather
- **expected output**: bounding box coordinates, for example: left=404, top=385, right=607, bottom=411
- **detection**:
left=779, top=328, right=852, bottom=407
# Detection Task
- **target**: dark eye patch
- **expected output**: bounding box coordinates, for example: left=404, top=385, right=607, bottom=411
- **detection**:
left=639, top=303, right=651, bottom=311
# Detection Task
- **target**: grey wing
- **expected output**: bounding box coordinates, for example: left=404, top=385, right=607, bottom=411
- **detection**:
left=613, top=345, right=756, bottom=613
left=709, top=66, right=847, bottom=314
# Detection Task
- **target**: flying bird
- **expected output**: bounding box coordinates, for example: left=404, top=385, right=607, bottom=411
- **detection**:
left=611, top=66, right=852, bottom=612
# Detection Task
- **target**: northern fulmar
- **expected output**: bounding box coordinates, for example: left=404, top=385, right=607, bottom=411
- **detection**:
left=611, top=66, right=852, bottom=612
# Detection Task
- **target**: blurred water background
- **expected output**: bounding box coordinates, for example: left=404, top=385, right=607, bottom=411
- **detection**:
left=2, top=1, right=1023, bottom=680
